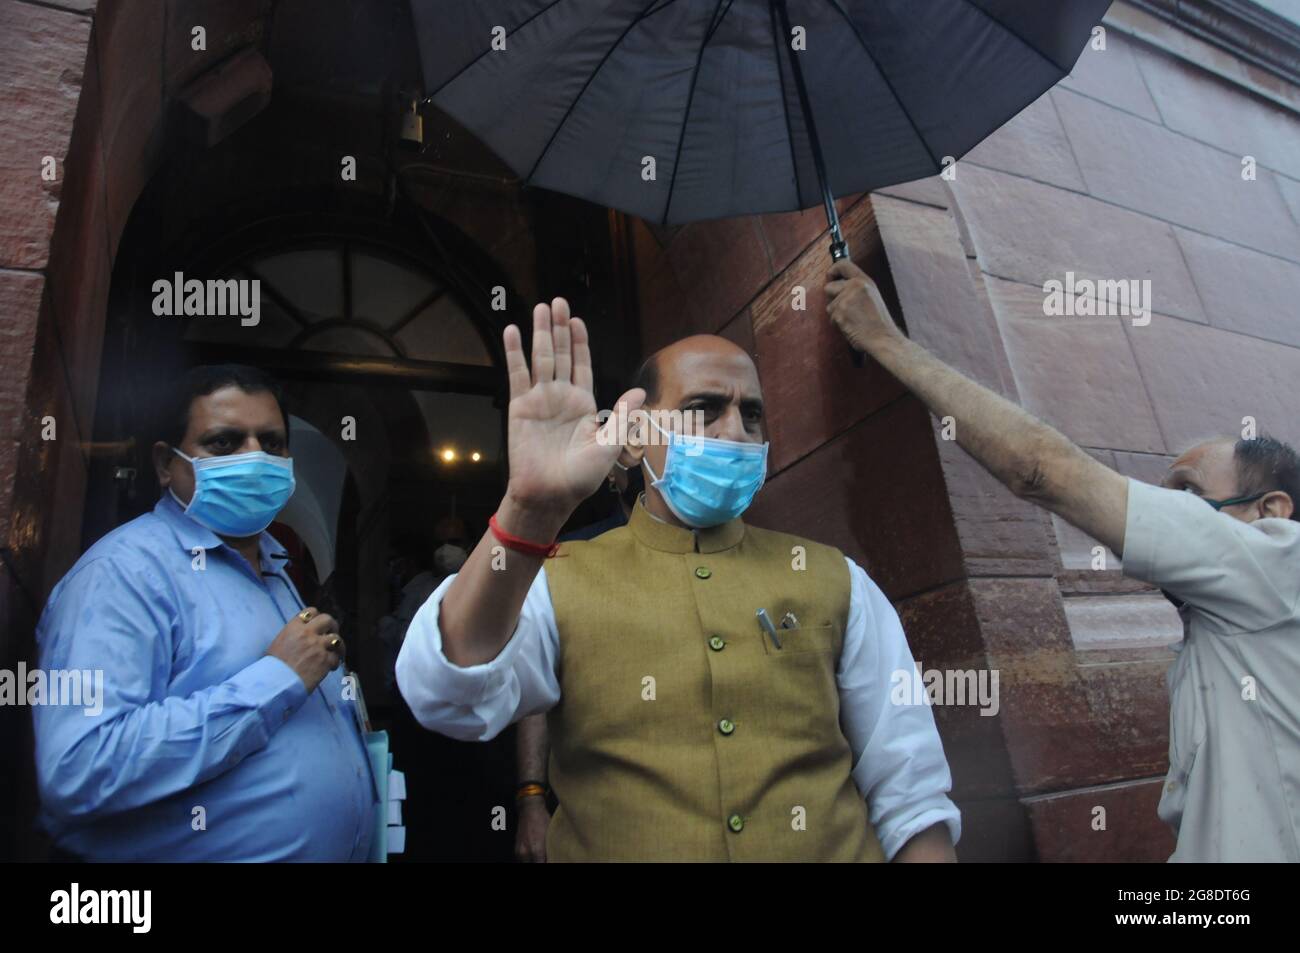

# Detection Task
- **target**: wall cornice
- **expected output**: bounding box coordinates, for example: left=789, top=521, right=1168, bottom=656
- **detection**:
left=1122, top=0, right=1300, bottom=86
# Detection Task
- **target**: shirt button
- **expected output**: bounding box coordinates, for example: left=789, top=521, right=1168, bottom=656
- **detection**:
left=727, top=813, right=744, bottom=833
left=695, top=566, right=712, bottom=579
left=718, top=718, right=736, bottom=735
left=1166, top=780, right=1176, bottom=792
left=708, top=635, right=725, bottom=651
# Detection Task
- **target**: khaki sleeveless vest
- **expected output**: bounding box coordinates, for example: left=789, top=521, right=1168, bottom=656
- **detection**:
left=543, top=498, right=885, bottom=862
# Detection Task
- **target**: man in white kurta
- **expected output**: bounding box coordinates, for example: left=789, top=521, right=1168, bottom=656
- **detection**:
left=1123, top=478, right=1300, bottom=861
left=826, top=256, right=1300, bottom=863
left=397, top=495, right=962, bottom=860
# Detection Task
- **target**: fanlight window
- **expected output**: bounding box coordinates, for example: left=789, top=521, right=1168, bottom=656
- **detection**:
left=183, top=241, right=493, bottom=367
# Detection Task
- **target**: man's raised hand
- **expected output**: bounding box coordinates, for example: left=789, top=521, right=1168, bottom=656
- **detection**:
left=500, top=298, right=644, bottom=536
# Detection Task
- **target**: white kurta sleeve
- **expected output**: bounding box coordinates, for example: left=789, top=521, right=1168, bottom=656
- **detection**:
left=837, top=556, right=962, bottom=860
left=1122, top=477, right=1300, bottom=633
left=395, top=568, right=561, bottom=742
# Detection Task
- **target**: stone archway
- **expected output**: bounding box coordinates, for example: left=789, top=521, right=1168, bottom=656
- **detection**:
left=0, top=0, right=639, bottom=860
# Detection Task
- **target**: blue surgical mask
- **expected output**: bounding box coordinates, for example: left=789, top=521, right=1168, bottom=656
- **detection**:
left=641, top=416, right=768, bottom=528
left=170, top=447, right=295, bottom=537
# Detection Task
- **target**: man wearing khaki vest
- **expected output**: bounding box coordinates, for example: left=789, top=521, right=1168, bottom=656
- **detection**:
left=397, top=298, right=960, bottom=862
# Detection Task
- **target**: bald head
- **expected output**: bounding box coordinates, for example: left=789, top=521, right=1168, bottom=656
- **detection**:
left=632, top=335, right=762, bottom=437
left=1164, top=438, right=1236, bottom=496
left=1164, top=435, right=1298, bottom=522
left=634, top=335, right=755, bottom=401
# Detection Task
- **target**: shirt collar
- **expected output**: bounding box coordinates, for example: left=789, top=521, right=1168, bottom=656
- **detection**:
left=155, top=492, right=290, bottom=568
left=626, top=493, right=746, bottom=554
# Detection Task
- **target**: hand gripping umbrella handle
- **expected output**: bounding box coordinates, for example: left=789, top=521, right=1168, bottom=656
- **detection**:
left=827, top=226, right=865, bottom=368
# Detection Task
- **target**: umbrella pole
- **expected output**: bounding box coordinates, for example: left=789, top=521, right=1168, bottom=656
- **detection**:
left=775, top=0, right=848, bottom=262
left=775, top=0, right=864, bottom=366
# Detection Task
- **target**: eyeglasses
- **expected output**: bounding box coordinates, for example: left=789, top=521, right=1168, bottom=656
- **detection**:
left=1200, top=490, right=1270, bottom=511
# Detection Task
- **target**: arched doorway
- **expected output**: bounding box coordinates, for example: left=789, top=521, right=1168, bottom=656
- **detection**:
left=5, top=0, right=639, bottom=862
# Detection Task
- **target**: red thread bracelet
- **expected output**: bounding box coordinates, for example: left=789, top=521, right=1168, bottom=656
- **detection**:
left=489, top=513, right=561, bottom=558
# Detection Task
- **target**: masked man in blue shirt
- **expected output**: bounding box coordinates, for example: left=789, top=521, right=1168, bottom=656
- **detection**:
left=34, top=365, right=377, bottom=861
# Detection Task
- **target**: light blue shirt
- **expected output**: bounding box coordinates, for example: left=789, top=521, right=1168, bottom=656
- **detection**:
left=33, top=493, right=377, bottom=861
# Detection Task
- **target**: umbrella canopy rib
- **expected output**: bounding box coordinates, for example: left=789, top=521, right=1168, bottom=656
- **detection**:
left=422, top=0, right=568, bottom=101
left=778, top=0, right=843, bottom=232
left=821, top=0, right=942, bottom=173
left=524, top=0, right=674, bottom=187
left=706, top=0, right=739, bottom=43
left=768, top=0, right=806, bottom=216
left=955, top=0, right=1070, bottom=73
left=662, top=0, right=731, bottom=225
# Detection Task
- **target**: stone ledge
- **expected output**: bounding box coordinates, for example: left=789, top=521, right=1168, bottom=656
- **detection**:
left=1114, top=0, right=1300, bottom=112
left=1128, top=0, right=1300, bottom=79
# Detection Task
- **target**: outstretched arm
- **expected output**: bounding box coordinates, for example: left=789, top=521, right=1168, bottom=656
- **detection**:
left=825, top=260, right=1129, bottom=557
left=437, top=299, right=644, bottom=667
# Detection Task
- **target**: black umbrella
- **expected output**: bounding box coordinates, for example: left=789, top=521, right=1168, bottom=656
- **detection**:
left=412, top=0, right=1111, bottom=262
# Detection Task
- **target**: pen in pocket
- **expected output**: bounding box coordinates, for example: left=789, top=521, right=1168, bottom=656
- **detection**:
left=757, top=608, right=782, bottom=649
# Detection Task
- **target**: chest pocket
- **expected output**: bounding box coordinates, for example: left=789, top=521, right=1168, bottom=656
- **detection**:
left=750, top=621, right=845, bottom=745
left=761, top=622, right=840, bottom=657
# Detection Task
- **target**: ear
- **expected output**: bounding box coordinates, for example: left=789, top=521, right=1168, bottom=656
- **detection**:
left=1259, top=490, right=1294, bottom=521
left=152, top=441, right=176, bottom=486
left=621, top=411, right=647, bottom=467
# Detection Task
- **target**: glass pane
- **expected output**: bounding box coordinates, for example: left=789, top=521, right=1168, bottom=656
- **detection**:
left=413, top=392, right=502, bottom=466
left=181, top=290, right=300, bottom=347
left=352, top=251, right=439, bottom=328
left=250, top=248, right=343, bottom=323
left=396, top=296, right=492, bottom=365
